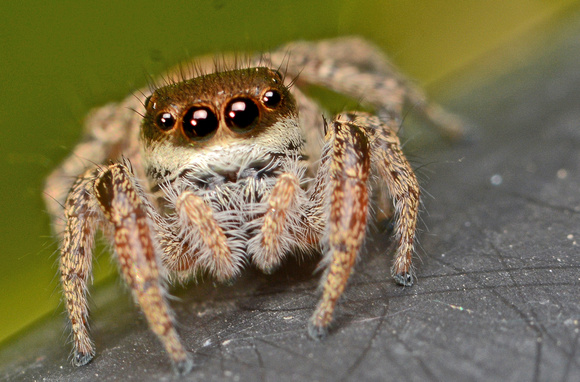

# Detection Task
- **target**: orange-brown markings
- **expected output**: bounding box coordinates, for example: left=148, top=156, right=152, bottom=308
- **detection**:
left=175, top=191, right=235, bottom=281
left=94, top=164, right=189, bottom=365
left=60, top=171, right=99, bottom=363
left=374, top=121, right=420, bottom=278
left=161, top=239, right=197, bottom=273
left=258, top=173, right=300, bottom=269
left=311, top=120, right=371, bottom=329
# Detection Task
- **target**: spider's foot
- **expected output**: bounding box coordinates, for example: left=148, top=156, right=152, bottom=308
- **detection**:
left=260, top=263, right=281, bottom=275
left=214, top=269, right=240, bottom=286
left=307, top=320, right=329, bottom=341
left=393, top=271, right=414, bottom=287
left=211, top=260, right=240, bottom=285
left=219, top=277, right=238, bottom=287
left=252, top=255, right=283, bottom=275
left=72, top=350, right=94, bottom=367
left=172, top=354, right=195, bottom=375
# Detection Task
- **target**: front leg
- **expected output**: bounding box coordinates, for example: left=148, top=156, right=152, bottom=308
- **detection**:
left=93, top=163, right=192, bottom=374
left=308, top=115, right=372, bottom=338
left=328, top=113, right=420, bottom=286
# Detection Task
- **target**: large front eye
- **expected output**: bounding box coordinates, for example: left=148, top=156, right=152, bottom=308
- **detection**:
left=155, top=112, right=176, bottom=131
left=225, top=98, right=259, bottom=131
left=182, top=106, right=218, bottom=139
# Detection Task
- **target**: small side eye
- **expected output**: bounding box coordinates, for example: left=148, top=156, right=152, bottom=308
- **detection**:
left=155, top=112, right=176, bottom=130
left=182, top=106, right=219, bottom=139
left=225, top=98, right=259, bottom=130
left=262, top=90, right=282, bottom=108
left=144, top=95, right=152, bottom=109
left=271, top=69, right=284, bottom=83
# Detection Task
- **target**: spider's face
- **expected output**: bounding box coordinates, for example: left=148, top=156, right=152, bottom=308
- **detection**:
left=141, top=67, right=304, bottom=184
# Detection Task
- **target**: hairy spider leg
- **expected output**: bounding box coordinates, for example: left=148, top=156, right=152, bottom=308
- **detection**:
left=308, top=115, right=371, bottom=338
left=362, top=114, right=420, bottom=286
left=271, top=37, right=463, bottom=140
left=250, top=172, right=303, bottom=273
left=60, top=169, right=100, bottom=366
left=93, top=163, right=193, bottom=374
left=169, top=190, right=238, bottom=282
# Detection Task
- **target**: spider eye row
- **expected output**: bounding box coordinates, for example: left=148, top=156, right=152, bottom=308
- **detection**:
left=183, top=106, right=217, bottom=139
left=152, top=89, right=282, bottom=139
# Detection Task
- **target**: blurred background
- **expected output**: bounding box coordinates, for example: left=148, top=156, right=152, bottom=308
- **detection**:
left=0, top=0, right=577, bottom=345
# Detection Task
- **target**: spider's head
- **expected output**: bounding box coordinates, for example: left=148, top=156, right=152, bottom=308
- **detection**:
left=141, top=67, right=303, bottom=184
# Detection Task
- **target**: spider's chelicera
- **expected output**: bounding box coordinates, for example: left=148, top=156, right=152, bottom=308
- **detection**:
left=44, top=37, right=462, bottom=374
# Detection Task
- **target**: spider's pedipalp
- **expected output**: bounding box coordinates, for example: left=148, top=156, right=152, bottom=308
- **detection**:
left=171, top=190, right=238, bottom=281
left=249, top=172, right=302, bottom=273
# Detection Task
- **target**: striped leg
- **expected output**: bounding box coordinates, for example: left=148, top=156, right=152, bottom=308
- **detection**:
left=364, top=114, right=421, bottom=286
left=308, top=114, right=371, bottom=339
left=94, top=163, right=192, bottom=374
left=60, top=169, right=100, bottom=366
left=169, top=191, right=239, bottom=282
left=250, top=173, right=303, bottom=273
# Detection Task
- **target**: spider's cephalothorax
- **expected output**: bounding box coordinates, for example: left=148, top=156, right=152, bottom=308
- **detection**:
left=44, top=38, right=462, bottom=374
left=142, top=67, right=313, bottom=281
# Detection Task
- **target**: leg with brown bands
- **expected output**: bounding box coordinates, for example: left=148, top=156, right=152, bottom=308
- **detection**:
left=308, top=117, right=371, bottom=339
left=253, top=172, right=301, bottom=273
left=94, top=164, right=193, bottom=374
left=363, top=115, right=420, bottom=286
left=60, top=169, right=100, bottom=366
left=174, top=191, right=236, bottom=282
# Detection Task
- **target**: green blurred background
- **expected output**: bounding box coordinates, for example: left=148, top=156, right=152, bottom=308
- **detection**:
left=0, top=0, right=577, bottom=345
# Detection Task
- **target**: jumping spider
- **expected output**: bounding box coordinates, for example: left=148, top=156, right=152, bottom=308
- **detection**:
left=44, top=37, right=462, bottom=374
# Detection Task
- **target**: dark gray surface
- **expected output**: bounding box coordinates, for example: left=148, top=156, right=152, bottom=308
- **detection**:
left=2, top=15, right=580, bottom=382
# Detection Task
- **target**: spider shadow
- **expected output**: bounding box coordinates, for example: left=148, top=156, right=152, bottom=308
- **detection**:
left=168, top=253, right=323, bottom=368
left=172, top=221, right=398, bottom=369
